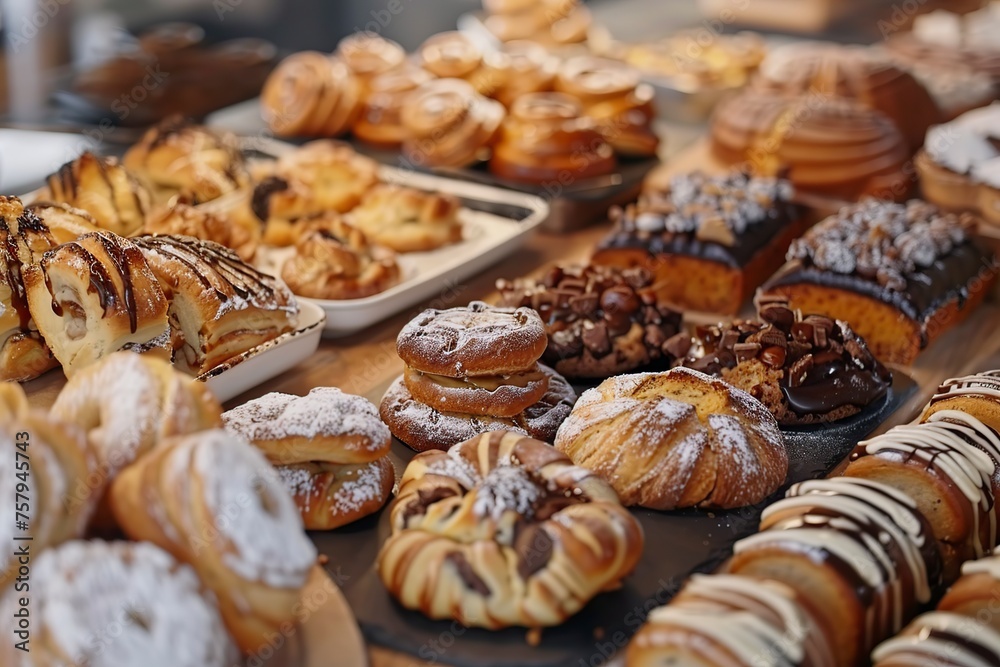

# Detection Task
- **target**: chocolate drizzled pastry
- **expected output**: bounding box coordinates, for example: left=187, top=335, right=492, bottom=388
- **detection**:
left=681, top=296, right=891, bottom=425
left=496, top=263, right=682, bottom=379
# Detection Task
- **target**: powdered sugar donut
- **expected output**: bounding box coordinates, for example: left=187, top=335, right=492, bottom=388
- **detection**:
left=278, top=457, right=395, bottom=530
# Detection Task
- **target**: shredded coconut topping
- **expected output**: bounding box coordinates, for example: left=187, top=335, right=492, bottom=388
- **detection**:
left=473, top=464, right=542, bottom=521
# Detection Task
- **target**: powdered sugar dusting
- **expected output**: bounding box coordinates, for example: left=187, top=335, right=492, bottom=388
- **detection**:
left=472, top=464, right=541, bottom=521
left=425, top=452, right=481, bottom=489
left=278, top=460, right=391, bottom=517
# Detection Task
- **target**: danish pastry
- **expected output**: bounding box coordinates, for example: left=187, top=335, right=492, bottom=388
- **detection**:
left=377, top=430, right=643, bottom=628
left=110, top=429, right=317, bottom=654
left=23, top=231, right=171, bottom=377
left=277, top=458, right=395, bottom=530
left=417, top=31, right=509, bottom=96
left=123, top=117, right=250, bottom=204
left=260, top=51, right=362, bottom=137
left=0, top=541, right=238, bottom=667
left=142, top=200, right=260, bottom=262
left=348, top=183, right=462, bottom=253
left=336, top=32, right=406, bottom=87
left=492, top=40, right=558, bottom=108
left=554, top=368, right=788, bottom=510
left=352, top=65, right=434, bottom=147
left=42, top=152, right=151, bottom=237
left=22, top=201, right=99, bottom=243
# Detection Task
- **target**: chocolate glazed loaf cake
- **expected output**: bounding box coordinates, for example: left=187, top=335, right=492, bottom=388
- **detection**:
left=593, top=171, right=806, bottom=316
left=761, top=199, right=996, bottom=366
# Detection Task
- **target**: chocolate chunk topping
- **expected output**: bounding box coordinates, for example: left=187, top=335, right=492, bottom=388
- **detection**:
left=514, top=523, right=555, bottom=579
left=251, top=176, right=288, bottom=222
left=581, top=321, right=612, bottom=357
left=445, top=552, right=491, bottom=596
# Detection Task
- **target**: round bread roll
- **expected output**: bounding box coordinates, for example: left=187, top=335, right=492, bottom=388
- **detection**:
left=377, top=430, right=643, bottom=628
left=277, top=458, right=395, bottom=530
left=554, top=368, right=788, bottom=510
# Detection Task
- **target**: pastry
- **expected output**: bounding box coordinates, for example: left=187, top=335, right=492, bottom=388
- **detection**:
left=23, top=231, right=171, bottom=377
left=554, top=368, right=788, bottom=510
left=710, top=90, right=911, bottom=201
left=753, top=42, right=941, bottom=151
left=625, top=574, right=836, bottom=667
left=593, top=170, right=804, bottom=315
left=377, top=430, right=643, bottom=628
left=495, top=263, right=683, bottom=379
left=0, top=541, right=238, bottom=667
left=916, top=103, right=1000, bottom=227
left=280, top=214, right=401, bottom=300
left=348, top=183, right=462, bottom=253
left=131, top=234, right=299, bottom=375
left=110, top=429, right=317, bottom=654
left=492, top=41, right=558, bottom=108
left=260, top=51, right=363, bottom=138
left=380, top=364, right=576, bottom=452
left=142, top=200, right=260, bottom=262
left=761, top=198, right=995, bottom=365
left=885, top=7, right=1000, bottom=86
left=123, top=117, right=250, bottom=204
left=871, top=611, right=1000, bottom=667
left=616, top=31, right=766, bottom=92
left=277, top=458, right=395, bottom=530
left=489, top=92, right=617, bottom=184
left=22, top=201, right=99, bottom=243
left=417, top=31, right=510, bottom=97
left=352, top=65, right=434, bottom=147
left=335, top=32, right=406, bottom=88
left=920, top=370, right=1000, bottom=432
left=843, top=413, right=1000, bottom=581
left=401, top=362, right=550, bottom=418
left=681, top=297, right=892, bottom=425
left=938, top=549, right=1000, bottom=631
left=222, top=386, right=392, bottom=465
left=555, top=56, right=660, bottom=157
left=0, top=384, right=97, bottom=587
left=482, top=0, right=592, bottom=46
left=727, top=477, right=942, bottom=666
left=401, top=78, right=505, bottom=168
left=878, top=45, right=997, bottom=121
left=41, top=152, right=151, bottom=237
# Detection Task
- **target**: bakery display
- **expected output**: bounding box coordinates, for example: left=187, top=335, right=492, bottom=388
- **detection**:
left=681, top=296, right=892, bottom=425
left=123, top=117, right=250, bottom=204
left=0, top=541, right=239, bottom=667
left=261, top=51, right=363, bottom=138
left=377, top=430, right=643, bottom=628
left=348, top=184, right=462, bottom=253
left=110, top=428, right=317, bottom=653
left=916, top=103, right=1000, bottom=227
left=920, top=370, right=1000, bottom=431
left=23, top=231, right=171, bottom=377
left=382, top=301, right=576, bottom=451
left=132, top=234, right=299, bottom=375
left=496, top=263, right=683, bottom=379
left=761, top=198, right=994, bottom=365
left=554, top=368, right=788, bottom=510
left=594, top=171, right=803, bottom=315
left=223, top=387, right=395, bottom=529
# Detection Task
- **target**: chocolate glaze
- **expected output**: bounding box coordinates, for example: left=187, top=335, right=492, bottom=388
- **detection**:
left=924, top=628, right=1000, bottom=664
left=444, top=552, right=491, bottom=596
left=782, top=361, right=890, bottom=416
left=94, top=233, right=140, bottom=333
left=513, top=523, right=554, bottom=579
left=251, top=176, right=288, bottom=222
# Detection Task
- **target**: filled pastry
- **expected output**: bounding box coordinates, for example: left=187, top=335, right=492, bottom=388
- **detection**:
left=349, top=183, right=462, bottom=253
left=143, top=200, right=260, bottom=262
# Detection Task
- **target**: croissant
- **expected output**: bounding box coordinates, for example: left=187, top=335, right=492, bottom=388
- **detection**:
left=42, top=152, right=151, bottom=236
left=110, top=429, right=317, bottom=654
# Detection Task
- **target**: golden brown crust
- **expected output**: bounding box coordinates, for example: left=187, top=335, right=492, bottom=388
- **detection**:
left=402, top=363, right=550, bottom=418
left=336, top=33, right=406, bottom=84
left=352, top=65, right=434, bottom=147
left=277, top=458, right=395, bottom=530
left=348, top=183, right=462, bottom=253
left=261, top=52, right=363, bottom=137
left=417, top=31, right=510, bottom=97
left=143, top=201, right=260, bottom=262
left=42, top=153, right=151, bottom=237
left=492, top=41, right=558, bottom=108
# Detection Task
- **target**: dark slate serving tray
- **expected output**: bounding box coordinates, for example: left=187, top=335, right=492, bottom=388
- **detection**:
left=309, top=371, right=917, bottom=667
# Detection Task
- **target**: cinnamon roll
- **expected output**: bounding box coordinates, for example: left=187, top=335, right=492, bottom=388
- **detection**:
left=143, top=200, right=260, bottom=262
left=123, top=117, right=250, bottom=204
left=132, top=234, right=298, bottom=375
left=349, top=183, right=462, bottom=253
left=490, top=92, right=616, bottom=184
left=492, top=40, right=558, bottom=108
left=401, top=78, right=505, bottom=168
left=336, top=33, right=406, bottom=88
left=280, top=214, right=400, bottom=300
left=417, top=31, right=510, bottom=97
left=260, top=51, right=363, bottom=138
left=22, top=231, right=170, bottom=377
left=353, top=65, right=434, bottom=147
left=42, top=153, right=151, bottom=237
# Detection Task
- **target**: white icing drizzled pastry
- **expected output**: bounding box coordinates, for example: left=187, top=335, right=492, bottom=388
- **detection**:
left=872, top=611, right=1000, bottom=667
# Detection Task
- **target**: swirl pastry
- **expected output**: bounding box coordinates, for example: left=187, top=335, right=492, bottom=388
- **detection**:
left=401, top=78, right=505, bottom=168
left=349, top=183, right=462, bottom=253
left=492, top=40, right=558, bottom=108
left=490, top=92, right=616, bottom=184
left=352, top=65, right=434, bottom=147
left=42, top=153, right=151, bottom=237
left=22, top=231, right=170, bottom=377
left=0, top=384, right=97, bottom=588
left=555, top=56, right=660, bottom=157
left=260, top=51, right=363, bottom=138
left=556, top=368, right=787, bottom=510
left=0, top=541, right=238, bottom=667
left=482, top=0, right=591, bottom=46
left=336, top=33, right=406, bottom=87
left=280, top=214, right=400, bottom=300
left=131, top=234, right=298, bottom=375
left=417, top=31, right=510, bottom=97
left=710, top=90, right=911, bottom=201
left=123, top=117, right=250, bottom=204
left=143, top=200, right=260, bottom=262
left=377, top=430, right=643, bottom=628
left=110, top=429, right=317, bottom=654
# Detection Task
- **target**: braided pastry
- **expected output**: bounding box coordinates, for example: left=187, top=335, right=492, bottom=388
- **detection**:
left=42, top=153, right=151, bottom=237
left=143, top=200, right=260, bottom=262
left=418, top=32, right=510, bottom=97
left=123, top=117, right=250, bottom=204
left=110, top=429, right=317, bottom=654
left=401, top=78, right=505, bottom=168
left=555, top=368, right=788, bottom=510
left=261, top=51, right=363, bottom=137
left=280, top=214, right=400, bottom=300
left=378, top=430, right=643, bottom=628
left=349, top=183, right=462, bottom=253
left=0, top=384, right=97, bottom=589
left=0, top=541, right=238, bottom=667
left=353, top=65, right=434, bottom=147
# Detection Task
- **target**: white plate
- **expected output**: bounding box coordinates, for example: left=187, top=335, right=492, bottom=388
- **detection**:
left=197, top=299, right=325, bottom=402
